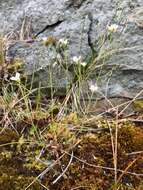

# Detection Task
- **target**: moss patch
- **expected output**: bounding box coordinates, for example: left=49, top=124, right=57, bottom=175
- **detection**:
left=0, top=118, right=143, bottom=190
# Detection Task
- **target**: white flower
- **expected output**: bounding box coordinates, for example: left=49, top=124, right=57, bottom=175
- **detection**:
left=89, top=82, right=98, bottom=93
left=42, top=37, right=48, bottom=42
left=52, top=61, right=58, bottom=68
left=107, top=24, right=119, bottom=33
left=73, top=56, right=87, bottom=67
left=59, top=38, right=68, bottom=46
left=56, top=53, right=61, bottom=60
left=80, top=62, right=87, bottom=67
left=72, top=56, right=82, bottom=63
left=10, top=72, right=20, bottom=82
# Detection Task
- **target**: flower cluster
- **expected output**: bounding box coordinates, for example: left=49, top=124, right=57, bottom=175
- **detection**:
left=58, top=38, right=68, bottom=46
left=107, top=24, right=119, bottom=33
left=72, top=56, right=87, bottom=67
left=57, top=38, right=68, bottom=50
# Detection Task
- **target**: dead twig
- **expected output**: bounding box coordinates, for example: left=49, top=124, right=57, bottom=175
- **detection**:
left=52, top=151, right=74, bottom=184
left=126, top=151, right=143, bottom=156
left=64, top=151, right=143, bottom=177
left=116, top=157, right=138, bottom=185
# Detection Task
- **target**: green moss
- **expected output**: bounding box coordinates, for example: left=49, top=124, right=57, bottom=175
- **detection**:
left=0, top=173, right=41, bottom=190
left=0, top=117, right=143, bottom=189
left=133, top=99, right=143, bottom=112
left=53, top=120, right=143, bottom=190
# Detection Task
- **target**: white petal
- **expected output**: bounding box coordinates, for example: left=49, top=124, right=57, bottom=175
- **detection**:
left=42, top=37, right=48, bottom=41
left=81, top=62, right=87, bottom=67
left=10, top=77, right=16, bottom=81
left=15, top=72, right=20, bottom=79
left=59, top=38, right=64, bottom=43
left=89, top=83, right=98, bottom=93
left=10, top=72, right=20, bottom=82
left=64, top=39, right=68, bottom=45
left=107, top=24, right=119, bottom=32
left=73, top=56, right=81, bottom=63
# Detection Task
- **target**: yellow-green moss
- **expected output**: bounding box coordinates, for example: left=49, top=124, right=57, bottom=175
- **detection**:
left=0, top=118, right=143, bottom=190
